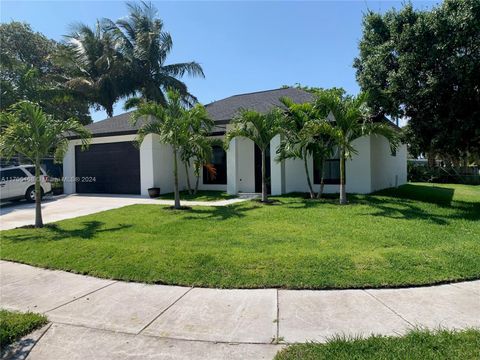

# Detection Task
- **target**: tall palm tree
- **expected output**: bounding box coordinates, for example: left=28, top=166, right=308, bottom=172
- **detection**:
left=132, top=89, right=189, bottom=209
left=315, top=92, right=399, bottom=204
left=0, top=101, right=90, bottom=227
left=225, top=109, right=282, bottom=202
left=62, top=21, right=130, bottom=117
left=104, top=2, right=204, bottom=108
left=277, top=97, right=337, bottom=199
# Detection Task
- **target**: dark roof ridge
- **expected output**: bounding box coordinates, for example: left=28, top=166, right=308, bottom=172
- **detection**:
left=91, top=110, right=135, bottom=124
left=205, top=87, right=303, bottom=106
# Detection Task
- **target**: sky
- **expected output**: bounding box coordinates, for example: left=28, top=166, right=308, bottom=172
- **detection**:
left=1, top=0, right=439, bottom=122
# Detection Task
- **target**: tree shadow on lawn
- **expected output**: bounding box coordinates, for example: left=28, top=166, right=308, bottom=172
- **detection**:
left=373, top=184, right=455, bottom=206
left=182, top=203, right=261, bottom=221
left=359, top=185, right=480, bottom=224
left=3, top=221, right=132, bottom=242
left=356, top=197, right=451, bottom=225
left=279, top=185, right=479, bottom=225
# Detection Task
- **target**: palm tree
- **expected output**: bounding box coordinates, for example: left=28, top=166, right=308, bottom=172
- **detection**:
left=0, top=101, right=90, bottom=227
left=299, top=120, right=338, bottom=199
left=104, top=2, right=204, bottom=108
left=132, top=89, right=190, bottom=209
left=62, top=21, right=130, bottom=117
left=277, top=97, right=337, bottom=199
left=180, top=104, right=216, bottom=194
left=315, top=92, right=399, bottom=204
left=225, top=109, right=282, bottom=202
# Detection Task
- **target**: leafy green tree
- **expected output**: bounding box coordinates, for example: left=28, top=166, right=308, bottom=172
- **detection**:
left=226, top=109, right=282, bottom=202
left=180, top=104, right=216, bottom=194
left=104, top=2, right=204, bottom=107
left=132, top=90, right=190, bottom=209
left=315, top=92, right=399, bottom=204
left=61, top=21, right=131, bottom=117
left=0, top=22, right=91, bottom=124
left=0, top=102, right=90, bottom=227
left=354, top=0, right=480, bottom=162
left=277, top=97, right=337, bottom=199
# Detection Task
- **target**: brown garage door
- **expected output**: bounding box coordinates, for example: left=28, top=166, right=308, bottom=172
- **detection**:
left=75, top=142, right=140, bottom=194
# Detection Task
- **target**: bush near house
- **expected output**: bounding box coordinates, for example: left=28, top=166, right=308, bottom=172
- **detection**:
left=408, top=162, right=480, bottom=185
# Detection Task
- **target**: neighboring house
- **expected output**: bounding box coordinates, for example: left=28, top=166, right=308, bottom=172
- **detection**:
left=63, top=87, right=407, bottom=196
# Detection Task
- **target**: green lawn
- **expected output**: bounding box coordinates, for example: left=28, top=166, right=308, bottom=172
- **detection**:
left=0, top=183, right=478, bottom=289
left=0, top=310, right=47, bottom=349
left=157, top=190, right=235, bottom=202
left=274, top=329, right=480, bottom=360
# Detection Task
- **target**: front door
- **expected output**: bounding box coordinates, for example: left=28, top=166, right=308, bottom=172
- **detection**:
left=254, top=144, right=271, bottom=194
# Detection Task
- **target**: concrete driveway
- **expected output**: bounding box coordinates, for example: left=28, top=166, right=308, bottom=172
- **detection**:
left=0, top=194, right=247, bottom=231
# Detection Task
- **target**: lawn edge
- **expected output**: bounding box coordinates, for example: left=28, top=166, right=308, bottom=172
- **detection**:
left=1, top=258, right=479, bottom=291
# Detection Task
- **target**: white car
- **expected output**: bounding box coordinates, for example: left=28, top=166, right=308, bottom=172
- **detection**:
left=0, top=165, right=52, bottom=202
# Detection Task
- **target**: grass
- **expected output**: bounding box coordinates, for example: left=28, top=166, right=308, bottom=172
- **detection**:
left=0, top=183, right=478, bottom=289
left=0, top=310, right=47, bottom=349
left=274, top=329, right=480, bottom=360
left=157, top=190, right=235, bottom=202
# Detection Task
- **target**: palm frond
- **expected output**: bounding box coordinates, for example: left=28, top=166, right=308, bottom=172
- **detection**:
left=163, top=62, right=205, bottom=78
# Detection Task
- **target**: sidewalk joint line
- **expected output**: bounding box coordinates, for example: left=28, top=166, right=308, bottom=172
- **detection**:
left=44, top=280, right=118, bottom=313
left=137, top=286, right=194, bottom=335
left=49, top=321, right=283, bottom=346
left=276, top=289, right=280, bottom=340
left=363, top=290, right=415, bottom=328
left=21, top=322, right=53, bottom=358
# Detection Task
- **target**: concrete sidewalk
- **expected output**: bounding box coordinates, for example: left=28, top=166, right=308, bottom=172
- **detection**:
left=0, top=194, right=249, bottom=231
left=0, top=261, right=479, bottom=359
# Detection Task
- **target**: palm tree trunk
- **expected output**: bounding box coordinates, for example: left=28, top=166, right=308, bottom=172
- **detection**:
left=194, top=164, right=200, bottom=194
left=339, top=148, right=347, bottom=205
left=184, top=162, right=192, bottom=194
left=427, top=150, right=436, bottom=168
left=303, top=151, right=315, bottom=199
left=34, top=157, right=43, bottom=228
left=261, top=149, right=267, bottom=202
left=316, top=157, right=325, bottom=199
left=105, top=104, right=114, bottom=118
left=173, top=148, right=181, bottom=209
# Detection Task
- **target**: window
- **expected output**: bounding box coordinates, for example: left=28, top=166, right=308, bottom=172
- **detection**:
left=203, top=145, right=227, bottom=184
left=24, top=167, right=36, bottom=176
left=391, top=149, right=397, bottom=157
left=313, top=159, right=342, bottom=184
left=0, top=168, right=29, bottom=181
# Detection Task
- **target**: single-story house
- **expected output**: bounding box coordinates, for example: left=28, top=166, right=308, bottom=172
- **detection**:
left=63, top=87, right=407, bottom=196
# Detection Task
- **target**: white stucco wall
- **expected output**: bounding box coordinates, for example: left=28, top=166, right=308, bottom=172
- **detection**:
left=64, top=131, right=406, bottom=197
left=236, top=137, right=256, bottom=193
left=345, top=136, right=372, bottom=194
left=283, top=156, right=340, bottom=194
left=270, top=135, right=284, bottom=195
left=370, top=135, right=407, bottom=192
left=151, top=136, right=177, bottom=195
left=283, top=136, right=373, bottom=194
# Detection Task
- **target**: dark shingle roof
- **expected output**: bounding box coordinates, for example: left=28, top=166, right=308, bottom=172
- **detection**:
left=205, top=87, right=313, bottom=123
left=79, top=87, right=314, bottom=137
left=83, top=111, right=139, bottom=137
